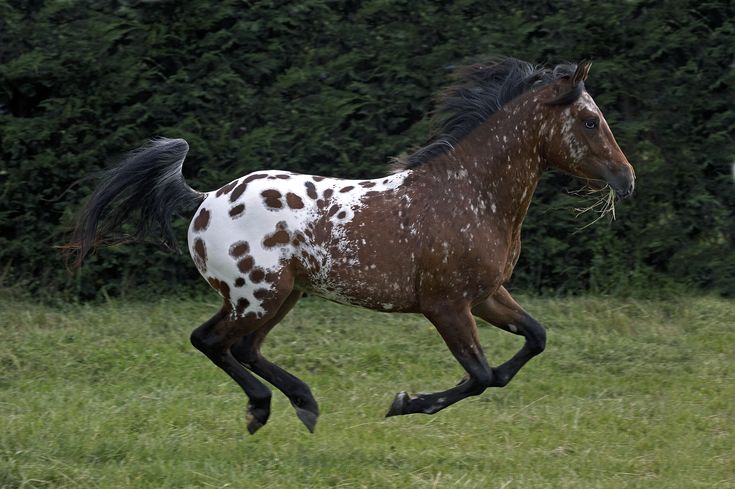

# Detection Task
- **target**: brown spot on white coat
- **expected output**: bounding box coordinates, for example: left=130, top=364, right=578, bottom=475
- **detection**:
left=193, top=238, right=207, bottom=272
left=261, top=189, right=283, bottom=209
left=286, top=192, right=304, bottom=209
left=229, top=204, right=245, bottom=218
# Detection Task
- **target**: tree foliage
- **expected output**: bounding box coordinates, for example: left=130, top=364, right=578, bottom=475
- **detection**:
left=1, top=0, right=733, bottom=299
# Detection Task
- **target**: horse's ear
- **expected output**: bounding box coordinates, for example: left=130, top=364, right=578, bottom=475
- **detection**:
left=542, top=61, right=591, bottom=105
left=572, top=61, right=592, bottom=87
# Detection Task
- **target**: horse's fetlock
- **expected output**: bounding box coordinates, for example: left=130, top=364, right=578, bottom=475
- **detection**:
left=257, top=391, right=273, bottom=404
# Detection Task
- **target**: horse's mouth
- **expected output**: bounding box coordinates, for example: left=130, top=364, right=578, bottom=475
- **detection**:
left=583, top=176, right=634, bottom=200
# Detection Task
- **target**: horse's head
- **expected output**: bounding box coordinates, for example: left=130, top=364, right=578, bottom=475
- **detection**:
left=539, top=62, right=635, bottom=198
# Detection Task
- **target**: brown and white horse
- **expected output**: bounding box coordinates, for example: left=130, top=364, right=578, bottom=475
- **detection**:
left=69, top=58, right=635, bottom=434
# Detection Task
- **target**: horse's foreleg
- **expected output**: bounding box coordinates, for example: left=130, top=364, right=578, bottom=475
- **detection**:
left=230, top=291, right=321, bottom=433
left=472, top=286, right=546, bottom=387
left=190, top=308, right=273, bottom=434
left=386, top=304, right=494, bottom=416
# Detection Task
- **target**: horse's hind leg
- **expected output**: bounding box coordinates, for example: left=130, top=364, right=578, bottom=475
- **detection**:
left=190, top=308, right=276, bottom=434
left=230, top=291, right=320, bottom=433
left=191, top=269, right=303, bottom=434
left=189, top=311, right=271, bottom=433
left=472, top=286, right=546, bottom=387
left=387, top=303, right=495, bottom=416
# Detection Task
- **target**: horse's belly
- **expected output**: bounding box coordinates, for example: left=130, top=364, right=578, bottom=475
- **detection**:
left=303, top=282, right=418, bottom=313
left=301, top=263, right=418, bottom=312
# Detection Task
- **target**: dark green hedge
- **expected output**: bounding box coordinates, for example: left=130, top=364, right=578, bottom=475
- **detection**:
left=1, top=0, right=733, bottom=299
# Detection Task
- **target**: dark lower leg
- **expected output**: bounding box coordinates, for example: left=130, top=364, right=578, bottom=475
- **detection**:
left=472, top=286, right=546, bottom=387
left=229, top=291, right=320, bottom=432
left=386, top=377, right=486, bottom=416
left=386, top=304, right=494, bottom=416
left=488, top=328, right=543, bottom=387
left=190, top=310, right=273, bottom=434
left=242, top=353, right=319, bottom=431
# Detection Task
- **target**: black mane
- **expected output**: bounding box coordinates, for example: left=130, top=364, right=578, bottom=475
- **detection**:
left=395, top=58, right=580, bottom=170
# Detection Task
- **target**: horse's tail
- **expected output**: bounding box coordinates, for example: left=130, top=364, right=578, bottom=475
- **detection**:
left=66, top=137, right=205, bottom=268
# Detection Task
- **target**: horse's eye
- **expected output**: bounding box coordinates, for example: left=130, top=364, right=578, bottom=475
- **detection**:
left=584, top=119, right=598, bottom=129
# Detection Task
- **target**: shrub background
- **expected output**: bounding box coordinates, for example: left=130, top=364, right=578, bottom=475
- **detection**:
left=1, top=0, right=733, bottom=299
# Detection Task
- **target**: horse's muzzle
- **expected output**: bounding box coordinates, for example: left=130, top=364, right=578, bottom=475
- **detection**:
left=606, top=166, right=635, bottom=199
left=614, top=178, right=635, bottom=199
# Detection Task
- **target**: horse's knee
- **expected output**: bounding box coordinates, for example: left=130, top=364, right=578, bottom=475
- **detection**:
left=524, top=316, right=547, bottom=355
left=529, top=327, right=547, bottom=355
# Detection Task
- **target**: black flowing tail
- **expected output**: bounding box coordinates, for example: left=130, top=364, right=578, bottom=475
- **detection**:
left=66, top=138, right=205, bottom=268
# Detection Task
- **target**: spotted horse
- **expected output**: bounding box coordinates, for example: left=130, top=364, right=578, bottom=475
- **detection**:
left=69, top=58, right=635, bottom=434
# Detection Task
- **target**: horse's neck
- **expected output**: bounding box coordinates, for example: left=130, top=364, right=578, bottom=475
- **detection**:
left=414, top=99, right=544, bottom=232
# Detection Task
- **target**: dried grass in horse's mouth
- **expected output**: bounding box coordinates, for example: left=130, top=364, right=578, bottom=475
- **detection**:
left=570, top=185, right=617, bottom=231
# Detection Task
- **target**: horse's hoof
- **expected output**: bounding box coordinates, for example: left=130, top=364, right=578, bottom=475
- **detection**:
left=246, top=414, right=265, bottom=434
left=246, top=404, right=270, bottom=435
left=386, top=391, right=410, bottom=417
left=295, top=406, right=319, bottom=433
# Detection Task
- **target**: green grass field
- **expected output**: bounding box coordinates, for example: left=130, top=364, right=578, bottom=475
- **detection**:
left=1, top=294, right=733, bottom=488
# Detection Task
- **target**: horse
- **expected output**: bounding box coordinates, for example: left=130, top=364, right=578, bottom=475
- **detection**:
left=69, top=58, right=635, bottom=434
